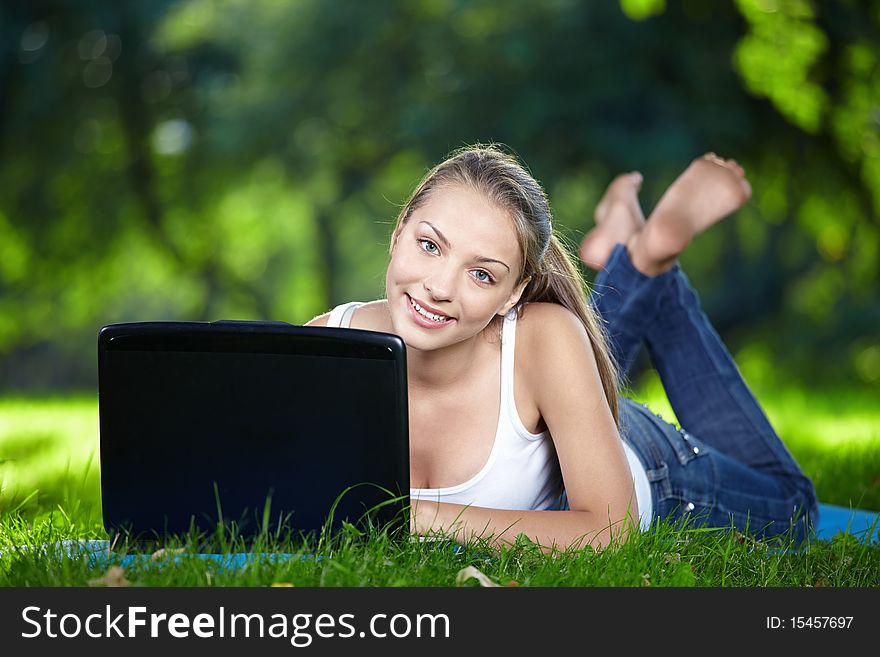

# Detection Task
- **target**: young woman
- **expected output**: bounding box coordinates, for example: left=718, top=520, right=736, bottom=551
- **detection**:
left=307, top=146, right=819, bottom=551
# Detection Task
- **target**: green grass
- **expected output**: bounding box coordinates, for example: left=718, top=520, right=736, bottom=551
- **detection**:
left=0, top=395, right=102, bottom=528
left=2, top=510, right=877, bottom=587
left=1, top=380, right=878, bottom=587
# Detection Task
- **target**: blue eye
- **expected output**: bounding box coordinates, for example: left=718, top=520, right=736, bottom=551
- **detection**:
left=472, top=270, right=493, bottom=284
left=418, top=239, right=438, bottom=254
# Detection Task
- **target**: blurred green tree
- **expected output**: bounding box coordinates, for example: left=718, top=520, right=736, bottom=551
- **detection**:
left=0, top=0, right=877, bottom=389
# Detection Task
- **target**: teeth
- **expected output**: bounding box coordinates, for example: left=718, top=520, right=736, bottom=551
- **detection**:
left=410, top=297, right=449, bottom=322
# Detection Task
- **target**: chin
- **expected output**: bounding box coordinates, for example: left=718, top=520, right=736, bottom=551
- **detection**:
left=389, top=323, right=439, bottom=352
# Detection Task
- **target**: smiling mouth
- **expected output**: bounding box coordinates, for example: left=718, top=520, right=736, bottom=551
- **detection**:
left=407, top=294, right=454, bottom=323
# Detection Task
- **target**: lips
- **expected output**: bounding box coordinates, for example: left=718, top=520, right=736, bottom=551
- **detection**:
left=409, top=295, right=453, bottom=318
left=405, top=294, right=456, bottom=328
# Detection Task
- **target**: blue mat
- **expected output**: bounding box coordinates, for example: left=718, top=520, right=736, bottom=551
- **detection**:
left=814, top=503, right=879, bottom=543
left=0, top=540, right=317, bottom=570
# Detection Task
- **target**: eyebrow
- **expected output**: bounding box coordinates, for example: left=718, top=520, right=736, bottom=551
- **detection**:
left=420, top=221, right=511, bottom=273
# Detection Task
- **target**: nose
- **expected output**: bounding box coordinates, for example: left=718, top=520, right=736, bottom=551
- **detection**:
left=424, top=262, right=456, bottom=301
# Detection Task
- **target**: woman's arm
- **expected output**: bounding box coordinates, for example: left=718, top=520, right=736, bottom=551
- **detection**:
left=411, top=500, right=638, bottom=552
left=412, top=303, right=639, bottom=552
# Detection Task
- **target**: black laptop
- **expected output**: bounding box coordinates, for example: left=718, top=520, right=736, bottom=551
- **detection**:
left=97, top=320, right=409, bottom=544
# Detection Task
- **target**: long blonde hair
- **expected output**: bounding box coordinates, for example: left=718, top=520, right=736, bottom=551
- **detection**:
left=390, top=144, right=620, bottom=425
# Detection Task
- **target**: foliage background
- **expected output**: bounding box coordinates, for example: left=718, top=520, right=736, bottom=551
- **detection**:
left=1, top=0, right=878, bottom=393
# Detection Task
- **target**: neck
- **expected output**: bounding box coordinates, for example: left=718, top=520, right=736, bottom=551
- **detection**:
left=406, top=328, right=498, bottom=392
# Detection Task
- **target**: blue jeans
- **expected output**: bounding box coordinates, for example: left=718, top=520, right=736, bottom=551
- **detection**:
left=592, top=244, right=819, bottom=543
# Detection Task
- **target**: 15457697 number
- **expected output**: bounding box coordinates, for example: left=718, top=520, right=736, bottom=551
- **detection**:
left=766, top=616, right=853, bottom=629
left=792, top=616, right=853, bottom=629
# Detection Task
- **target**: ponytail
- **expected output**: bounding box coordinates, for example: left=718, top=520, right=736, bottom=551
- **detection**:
left=518, top=234, right=620, bottom=426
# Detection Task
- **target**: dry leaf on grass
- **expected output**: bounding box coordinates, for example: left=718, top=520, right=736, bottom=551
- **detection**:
left=151, top=547, right=185, bottom=561
left=455, top=566, right=499, bottom=587
left=88, top=566, right=130, bottom=588
left=271, top=582, right=295, bottom=587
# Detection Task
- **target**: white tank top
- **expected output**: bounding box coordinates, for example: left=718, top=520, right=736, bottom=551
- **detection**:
left=326, top=302, right=652, bottom=531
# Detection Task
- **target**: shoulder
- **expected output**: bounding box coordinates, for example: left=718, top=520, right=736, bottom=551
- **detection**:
left=349, top=300, right=392, bottom=332
left=305, top=312, right=330, bottom=327
left=515, top=302, right=598, bottom=392
left=306, top=300, right=391, bottom=331
left=516, top=302, right=591, bottom=353
left=517, top=301, right=584, bottom=327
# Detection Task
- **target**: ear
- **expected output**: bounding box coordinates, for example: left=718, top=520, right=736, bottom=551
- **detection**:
left=499, top=276, right=531, bottom=316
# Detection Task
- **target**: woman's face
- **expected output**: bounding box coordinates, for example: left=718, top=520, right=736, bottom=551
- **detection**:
left=385, top=184, right=529, bottom=352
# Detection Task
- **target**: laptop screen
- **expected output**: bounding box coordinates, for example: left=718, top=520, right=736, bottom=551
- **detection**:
left=98, top=322, right=409, bottom=542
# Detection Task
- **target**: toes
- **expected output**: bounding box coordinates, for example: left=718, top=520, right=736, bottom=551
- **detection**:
left=701, top=153, right=747, bottom=178
left=612, top=171, right=643, bottom=190
left=719, top=157, right=747, bottom=179
left=727, top=159, right=746, bottom=177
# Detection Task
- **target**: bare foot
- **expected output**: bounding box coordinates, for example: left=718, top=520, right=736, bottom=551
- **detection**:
left=579, top=171, right=645, bottom=270
left=627, top=154, right=752, bottom=276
